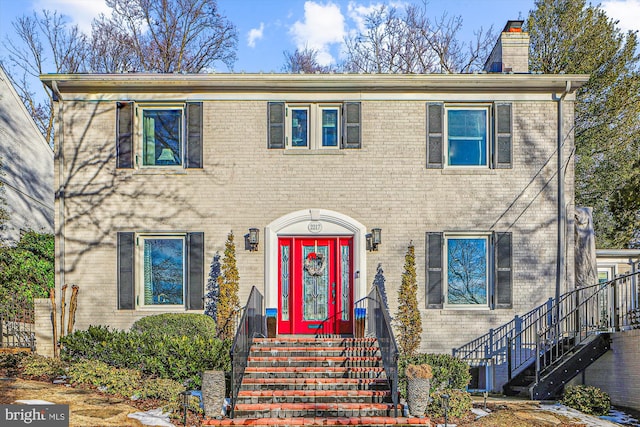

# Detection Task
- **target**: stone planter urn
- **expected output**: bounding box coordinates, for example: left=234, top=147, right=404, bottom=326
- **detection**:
left=406, top=364, right=432, bottom=417
left=202, top=370, right=226, bottom=419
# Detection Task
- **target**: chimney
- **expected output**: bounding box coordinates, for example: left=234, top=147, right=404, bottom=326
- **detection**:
left=483, top=20, right=530, bottom=73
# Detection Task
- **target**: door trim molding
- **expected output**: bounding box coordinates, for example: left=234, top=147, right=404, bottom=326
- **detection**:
left=264, top=209, right=367, bottom=312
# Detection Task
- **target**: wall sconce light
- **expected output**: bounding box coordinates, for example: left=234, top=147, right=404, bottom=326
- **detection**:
left=366, top=228, right=382, bottom=251
left=246, top=228, right=259, bottom=251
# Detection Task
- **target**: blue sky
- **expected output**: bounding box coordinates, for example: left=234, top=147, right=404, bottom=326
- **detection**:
left=1, top=0, right=639, bottom=73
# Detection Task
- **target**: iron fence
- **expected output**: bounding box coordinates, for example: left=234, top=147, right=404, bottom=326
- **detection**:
left=0, top=295, right=35, bottom=350
left=229, top=286, right=264, bottom=418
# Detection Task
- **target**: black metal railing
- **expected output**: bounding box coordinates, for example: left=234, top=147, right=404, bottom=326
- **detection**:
left=230, top=286, right=264, bottom=418
left=532, top=268, right=639, bottom=382
left=453, top=265, right=639, bottom=385
left=0, top=295, right=35, bottom=350
left=354, top=285, right=399, bottom=417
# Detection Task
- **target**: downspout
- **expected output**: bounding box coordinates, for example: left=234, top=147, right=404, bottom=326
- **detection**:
left=51, top=81, right=65, bottom=295
left=555, top=80, right=572, bottom=303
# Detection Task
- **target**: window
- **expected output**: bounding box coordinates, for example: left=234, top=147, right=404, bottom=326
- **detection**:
left=426, top=231, right=512, bottom=309
left=426, top=102, right=512, bottom=169
left=268, top=102, right=360, bottom=149
left=117, top=232, right=204, bottom=310
left=116, top=102, right=202, bottom=169
left=139, top=235, right=185, bottom=306
left=142, top=109, right=182, bottom=166
left=446, top=108, right=488, bottom=166
left=445, top=235, right=489, bottom=306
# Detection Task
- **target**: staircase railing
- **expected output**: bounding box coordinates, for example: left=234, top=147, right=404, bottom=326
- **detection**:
left=354, top=285, right=399, bottom=417
left=531, top=269, right=639, bottom=382
left=453, top=266, right=639, bottom=383
left=230, top=286, right=264, bottom=418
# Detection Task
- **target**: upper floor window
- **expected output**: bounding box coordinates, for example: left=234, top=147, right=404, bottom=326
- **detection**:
left=446, top=108, right=488, bottom=167
left=116, top=102, right=202, bottom=169
left=268, top=102, right=360, bottom=150
left=427, top=102, right=512, bottom=169
left=142, top=109, right=182, bottom=166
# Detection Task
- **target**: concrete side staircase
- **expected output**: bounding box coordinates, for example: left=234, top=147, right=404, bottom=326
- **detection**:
left=203, top=336, right=430, bottom=426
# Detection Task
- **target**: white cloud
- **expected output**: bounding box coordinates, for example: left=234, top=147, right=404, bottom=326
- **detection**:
left=34, top=0, right=110, bottom=34
left=289, top=1, right=345, bottom=66
left=247, top=23, right=265, bottom=48
left=601, top=0, right=640, bottom=34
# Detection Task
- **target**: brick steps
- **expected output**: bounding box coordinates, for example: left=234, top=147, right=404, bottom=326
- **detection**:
left=243, top=366, right=386, bottom=379
left=233, top=402, right=403, bottom=418
left=217, top=336, right=429, bottom=426
left=240, top=378, right=389, bottom=391
left=246, top=356, right=382, bottom=367
left=202, top=416, right=430, bottom=426
left=236, top=389, right=391, bottom=404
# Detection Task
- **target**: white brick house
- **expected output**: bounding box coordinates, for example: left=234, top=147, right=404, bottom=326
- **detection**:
left=41, top=26, right=589, bottom=392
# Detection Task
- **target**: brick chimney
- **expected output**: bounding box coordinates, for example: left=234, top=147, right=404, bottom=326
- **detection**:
left=483, top=20, right=530, bottom=73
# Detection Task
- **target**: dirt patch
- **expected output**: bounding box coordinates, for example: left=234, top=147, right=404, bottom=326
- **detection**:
left=1, top=378, right=148, bottom=426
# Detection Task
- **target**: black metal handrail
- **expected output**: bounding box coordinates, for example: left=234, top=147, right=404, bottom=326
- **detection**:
left=229, top=286, right=264, bottom=418
left=453, top=266, right=639, bottom=384
left=354, top=285, right=399, bottom=417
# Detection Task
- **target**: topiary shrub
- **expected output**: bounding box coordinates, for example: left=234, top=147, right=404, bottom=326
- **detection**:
left=132, top=313, right=217, bottom=339
left=562, top=385, right=611, bottom=416
left=399, top=353, right=471, bottom=398
left=428, top=389, right=472, bottom=418
left=20, top=354, right=67, bottom=380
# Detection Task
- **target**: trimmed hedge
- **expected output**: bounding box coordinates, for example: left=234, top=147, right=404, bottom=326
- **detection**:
left=61, top=314, right=231, bottom=388
left=429, top=389, right=472, bottom=418
left=132, top=313, right=217, bottom=339
left=562, top=385, right=611, bottom=416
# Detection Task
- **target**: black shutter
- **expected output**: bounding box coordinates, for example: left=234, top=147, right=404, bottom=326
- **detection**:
left=426, top=232, right=444, bottom=308
left=426, top=103, right=444, bottom=168
left=116, top=102, right=133, bottom=168
left=186, top=102, right=203, bottom=168
left=494, top=103, right=512, bottom=168
left=117, top=232, right=135, bottom=309
left=268, top=102, right=285, bottom=149
left=494, top=232, right=513, bottom=308
left=186, top=232, right=204, bottom=310
left=342, top=102, right=361, bottom=149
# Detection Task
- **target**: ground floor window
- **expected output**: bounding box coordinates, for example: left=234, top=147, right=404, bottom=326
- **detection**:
left=140, top=235, right=185, bottom=306
left=445, top=235, right=489, bottom=306
left=117, top=231, right=204, bottom=311
left=426, top=231, right=512, bottom=309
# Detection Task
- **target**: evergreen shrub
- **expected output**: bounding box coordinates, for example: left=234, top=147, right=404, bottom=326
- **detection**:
left=399, top=353, right=471, bottom=398
left=428, top=389, right=472, bottom=418
left=562, top=385, right=611, bottom=416
left=19, top=354, right=67, bottom=379
left=61, top=315, right=231, bottom=388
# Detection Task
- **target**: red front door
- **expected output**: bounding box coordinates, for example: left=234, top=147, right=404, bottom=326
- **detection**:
left=278, top=237, right=353, bottom=335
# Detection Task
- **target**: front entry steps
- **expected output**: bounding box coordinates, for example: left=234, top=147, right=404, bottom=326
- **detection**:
left=203, top=336, right=430, bottom=426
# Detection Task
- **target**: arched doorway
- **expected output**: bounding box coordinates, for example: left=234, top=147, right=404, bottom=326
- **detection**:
left=264, top=209, right=367, bottom=335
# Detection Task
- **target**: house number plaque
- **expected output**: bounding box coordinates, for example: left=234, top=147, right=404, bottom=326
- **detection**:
left=308, top=222, right=322, bottom=233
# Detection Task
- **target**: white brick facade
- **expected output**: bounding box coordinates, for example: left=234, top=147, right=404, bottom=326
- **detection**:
left=41, top=73, right=587, bottom=391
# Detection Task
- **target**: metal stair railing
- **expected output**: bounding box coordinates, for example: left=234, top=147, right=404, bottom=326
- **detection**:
left=533, top=268, right=639, bottom=382
left=354, top=285, right=399, bottom=417
left=453, top=265, right=639, bottom=384
left=230, top=286, right=265, bottom=418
